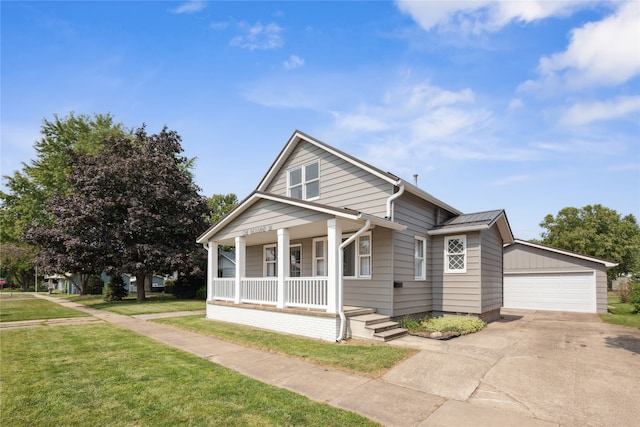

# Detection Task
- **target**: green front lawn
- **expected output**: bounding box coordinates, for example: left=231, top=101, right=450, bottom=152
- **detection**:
left=0, top=298, right=90, bottom=322
left=154, top=315, right=415, bottom=376
left=1, top=324, right=377, bottom=426
left=69, top=294, right=205, bottom=315
left=600, top=294, right=640, bottom=329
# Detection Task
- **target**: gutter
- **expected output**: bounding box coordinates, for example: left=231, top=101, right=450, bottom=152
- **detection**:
left=385, top=183, right=405, bottom=221
left=336, top=219, right=371, bottom=342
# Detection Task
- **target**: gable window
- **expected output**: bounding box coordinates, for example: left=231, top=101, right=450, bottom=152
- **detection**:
left=415, top=236, right=427, bottom=279
left=343, top=233, right=371, bottom=278
left=313, top=238, right=326, bottom=276
left=264, top=244, right=277, bottom=277
left=444, top=235, right=466, bottom=273
left=288, top=161, right=319, bottom=200
left=290, top=244, right=301, bottom=278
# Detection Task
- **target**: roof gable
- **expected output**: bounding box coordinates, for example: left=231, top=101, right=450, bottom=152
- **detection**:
left=505, top=239, right=618, bottom=268
left=257, top=130, right=399, bottom=191
left=196, top=191, right=406, bottom=244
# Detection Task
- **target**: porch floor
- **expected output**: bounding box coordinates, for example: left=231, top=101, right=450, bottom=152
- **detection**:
left=209, top=300, right=375, bottom=318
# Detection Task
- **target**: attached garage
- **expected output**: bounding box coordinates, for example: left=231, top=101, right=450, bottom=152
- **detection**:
left=503, top=240, right=617, bottom=314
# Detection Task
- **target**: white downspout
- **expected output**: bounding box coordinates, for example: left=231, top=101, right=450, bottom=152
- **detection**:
left=336, top=219, right=371, bottom=342
left=386, top=183, right=405, bottom=221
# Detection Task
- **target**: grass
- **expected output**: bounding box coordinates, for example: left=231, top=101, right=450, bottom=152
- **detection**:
left=154, top=315, right=416, bottom=376
left=0, top=292, right=36, bottom=299
left=0, top=298, right=90, bottom=322
left=67, top=293, right=205, bottom=315
left=1, top=324, right=378, bottom=427
left=600, top=293, right=640, bottom=329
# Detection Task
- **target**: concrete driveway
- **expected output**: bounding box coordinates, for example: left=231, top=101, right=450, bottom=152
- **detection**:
left=386, top=309, right=639, bottom=426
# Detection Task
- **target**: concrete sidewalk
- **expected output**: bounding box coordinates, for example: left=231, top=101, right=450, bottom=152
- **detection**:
left=19, top=294, right=559, bottom=427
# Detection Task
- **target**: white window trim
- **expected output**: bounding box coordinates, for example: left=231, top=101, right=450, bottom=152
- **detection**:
left=287, top=161, right=320, bottom=201
left=312, top=237, right=327, bottom=277
left=343, top=232, right=372, bottom=279
left=290, top=244, right=302, bottom=278
left=415, top=236, right=427, bottom=280
left=263, top=244, right=277, bottom=277
left=444, top=235, right=466, bottom=274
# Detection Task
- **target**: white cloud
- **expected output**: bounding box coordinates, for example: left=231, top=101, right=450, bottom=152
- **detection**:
left=559, top=96, right=640, bottom=126
left=210, top=22, right=229, bottom=31
left=522, top=1, right=640, bottom=92
left=230, top=22, right=284, bottom=50
left=171, top=1, right=206, bottom=15
left=542, top=1, right=640, bottom=87
left=395, top=0, right=593, bottom=34
left=283, top=54, right=304, bottom=70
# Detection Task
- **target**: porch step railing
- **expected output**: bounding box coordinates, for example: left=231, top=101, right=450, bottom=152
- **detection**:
left=210, top=277, right=328, bottom=310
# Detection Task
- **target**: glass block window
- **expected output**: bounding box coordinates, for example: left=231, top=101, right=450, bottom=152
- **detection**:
left=288, top=161, right=320, bottom=200
left=445, top=236, right=466, bottom=273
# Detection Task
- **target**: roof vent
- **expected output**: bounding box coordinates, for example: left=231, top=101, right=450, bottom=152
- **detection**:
left=413, top=174, right=418, bottom=186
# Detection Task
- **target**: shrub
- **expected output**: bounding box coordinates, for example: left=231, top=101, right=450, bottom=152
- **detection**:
left=195, top=286, right=207, bottom=301
left=164, top=280, right=175, bottom=295
left=629, top=281, right=640, bottom=313
left=104, top=275, right=128, bottom=301
left=86, top=275, right=105, bottom=295
left=422, top=317, right=486, bottom=335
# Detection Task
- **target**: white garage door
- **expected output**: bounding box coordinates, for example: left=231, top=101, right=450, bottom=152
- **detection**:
left=504, top=272, right=596, bottom=313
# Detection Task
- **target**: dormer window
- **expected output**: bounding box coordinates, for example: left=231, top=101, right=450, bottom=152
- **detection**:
left=288, top=161, right=319, bottom=200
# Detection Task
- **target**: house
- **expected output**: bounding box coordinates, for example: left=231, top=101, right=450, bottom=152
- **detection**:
left=504, top=240, right=617, bottom=314
left=197, top=130, right=514, bottom=342
left=218, top=251, right=236, bottom=278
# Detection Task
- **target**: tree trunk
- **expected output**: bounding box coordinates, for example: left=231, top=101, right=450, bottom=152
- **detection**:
left=136, top=269, right=146, bottom=302
left=144, top=274, right=152, bottom=293
left=78, top=273, right=89, bottom=295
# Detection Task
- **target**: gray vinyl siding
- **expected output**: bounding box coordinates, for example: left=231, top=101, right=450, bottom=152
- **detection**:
left=264, top=140, right=393, bottom=217
left=391, top=192, right=438, bottom=316
left=343, top=227, right=394, bottom=316
left=432, top=232, right=482, bottom=314
left=213, top=199, right=331, bottom=242
left=480, top=226, right=503, bottom=312
left=504, top=243, right=609, bottom=313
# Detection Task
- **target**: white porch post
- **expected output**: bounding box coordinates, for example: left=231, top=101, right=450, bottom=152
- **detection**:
left=207, top=241, right=218, bottom=301
left=277, top=228, right=290, bottom=309
left=326, top=218, right=341, bottom=314
left=234, top=236, right=246, bottom=304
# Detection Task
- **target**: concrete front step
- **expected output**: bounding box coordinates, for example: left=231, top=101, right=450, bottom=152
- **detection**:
left=373, top=327, right=408, bottom=341
left=349, top=313, right=408, bottom=342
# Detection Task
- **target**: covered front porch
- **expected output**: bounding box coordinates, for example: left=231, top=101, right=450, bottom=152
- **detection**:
left=198, top=192, right=406, bottom=341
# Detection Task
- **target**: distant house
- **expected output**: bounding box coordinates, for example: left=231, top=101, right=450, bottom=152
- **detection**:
left=197, top=131, right=513, bottom=342
left=218, top=251, right=236, bottom=278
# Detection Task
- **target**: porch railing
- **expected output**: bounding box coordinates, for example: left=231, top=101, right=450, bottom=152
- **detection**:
left=286, top=277, right=328, bottom=309
left=210, top=277, right=328, bottom=310
left=212, top=278, right=235, bottom=302
left=241, top=277, right=278, bottom=305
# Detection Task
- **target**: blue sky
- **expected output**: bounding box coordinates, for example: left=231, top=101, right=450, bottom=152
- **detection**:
left=2, top=0, right=639, bottom=240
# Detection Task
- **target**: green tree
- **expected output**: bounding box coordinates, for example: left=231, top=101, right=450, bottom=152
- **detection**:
left=207, top=193, right=238, bottom=224
left=0, top=112, right=128, bottom=243
left=539, top=205, right=640, bottom=281
left=0, top=243, right=37, bottom=290
left=25, top=126, right=211, bottom=300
